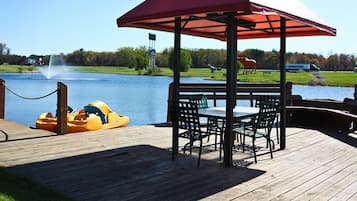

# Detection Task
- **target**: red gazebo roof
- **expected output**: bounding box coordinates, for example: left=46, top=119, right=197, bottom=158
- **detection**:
left=117, top=0, right=336, bottom=41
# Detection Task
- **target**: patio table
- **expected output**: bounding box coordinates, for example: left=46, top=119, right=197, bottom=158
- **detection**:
left=198, top=106, right=259, bottom=163
left=198, top=106, right=259, bottom=119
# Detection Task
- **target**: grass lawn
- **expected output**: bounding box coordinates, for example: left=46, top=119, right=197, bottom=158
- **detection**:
left=0, top=167, right=74, bottom=201
left=321, top=71, right=357, bottom=87
left=0, top=65, right=36, bottom=73
left=55, top=66, right=357, bottom=87
left=1, top=65, right=357, bottom=87
left=71, top=66, right=314, bottom=84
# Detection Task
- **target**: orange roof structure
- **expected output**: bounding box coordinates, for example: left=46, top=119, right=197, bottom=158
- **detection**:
left=117, top=0, right=336, bottom=40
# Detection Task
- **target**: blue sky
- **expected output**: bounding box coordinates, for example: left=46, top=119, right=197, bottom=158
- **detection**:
left=1, top=0, right=355, bottom=56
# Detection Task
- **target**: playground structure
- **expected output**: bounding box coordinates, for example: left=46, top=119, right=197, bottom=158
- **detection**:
left=238, top=56, right=256, bottom=74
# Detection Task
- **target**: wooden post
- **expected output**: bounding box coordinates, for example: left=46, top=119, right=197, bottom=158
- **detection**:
left=172, top=17, right=181, bottom=159
left=279, top=17, right=287, bottom=150
left=354, top=84, right=357, bottom=100
left=213, top=91, right=217, bottom=107
left=57, top=82, right=67, bottom=135
left=249, top=92, right=254, bottom=107
left=0, top=79, right=5, bottom=119
left=224, top=13, right=238, bottom=167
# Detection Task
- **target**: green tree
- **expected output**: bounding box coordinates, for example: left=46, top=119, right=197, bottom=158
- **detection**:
left=156, top=48, right=170, bottom=67
left=0, top=43, right=10, bottom=64
left=134, top=46, right=149, bottom=70
left=116, top=47, right=137, bottom=68
left=263, top=50, right=279, bottom=69
left=66, top=48, right=85, bottom=65
left=168, top=48, right=192, bottom=72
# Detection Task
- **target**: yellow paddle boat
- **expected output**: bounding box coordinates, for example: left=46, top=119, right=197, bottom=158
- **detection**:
left=36, top=101, right=129, bottom=133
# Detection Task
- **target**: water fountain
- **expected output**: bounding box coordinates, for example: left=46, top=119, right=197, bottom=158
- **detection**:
left=37, top=55, right=68, bottom=79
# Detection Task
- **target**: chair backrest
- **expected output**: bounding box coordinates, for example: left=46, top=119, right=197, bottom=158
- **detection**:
left=177, top=101, right=202, bottom=133
left=255, top=100, right=279, bottom=132
left=255, top=95, right=280, bottom=108
left=188, top=94, right=208, bottom=109
left=84, top=105, right=106, bottom=124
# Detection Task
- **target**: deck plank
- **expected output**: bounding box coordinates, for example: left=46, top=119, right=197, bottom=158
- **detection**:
left=291, top=163, right=357, bottom=201
left=0, top=120, right=356, bottom=201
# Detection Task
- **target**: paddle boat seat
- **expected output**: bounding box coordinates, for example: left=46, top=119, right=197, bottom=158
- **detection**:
left=84, top=105, right=106, bottom=124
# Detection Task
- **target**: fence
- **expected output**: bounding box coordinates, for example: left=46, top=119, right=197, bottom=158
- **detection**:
left=167, top=82, right=293, bottom=122
left=0, top=79, right=68, bottom=135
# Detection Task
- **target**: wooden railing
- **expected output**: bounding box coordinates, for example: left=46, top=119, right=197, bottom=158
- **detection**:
left=289, top=84, right=357, bottom=113
left=287, top=84, right=357, bottom=130
left=167, top=82, right=293, bottom=122
left=0, top=79, right=68, bottom=135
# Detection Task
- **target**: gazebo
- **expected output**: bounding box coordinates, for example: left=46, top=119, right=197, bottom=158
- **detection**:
left=117, top=0, right=336, bottom=167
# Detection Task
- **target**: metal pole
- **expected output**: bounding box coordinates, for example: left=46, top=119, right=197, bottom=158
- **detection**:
left=57, top=82, right=67, bottom=135
left=224, top=13, right=238, bottom=167
left=0, top=79, right=5, bottom=119
left=172, top=17, right=181, bottom=159
left=279, top=17, right=287, bottom=150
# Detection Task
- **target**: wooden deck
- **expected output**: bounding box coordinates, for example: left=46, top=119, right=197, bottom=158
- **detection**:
left=0, top=119, right=356, bottom=201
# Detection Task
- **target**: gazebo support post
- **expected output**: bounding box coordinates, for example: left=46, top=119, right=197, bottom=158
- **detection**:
left=279, top=17, right=287, bottom=150
left=224, top=14, right=238, bottom=167
left=172, top=17, right=181, bottom=160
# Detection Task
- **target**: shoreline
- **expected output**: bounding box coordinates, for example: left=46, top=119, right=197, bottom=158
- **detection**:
left=1, top=65, right=357, bottom=87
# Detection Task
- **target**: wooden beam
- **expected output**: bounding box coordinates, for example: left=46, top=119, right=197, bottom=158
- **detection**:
left=279, top=17, right=287, bottom=150
left=0, top=79, right=5, bottom=119
left=172, top=17, right=181, bottom=159
left=57, top=82, right=67, bottom=135
left=224, top=13, right=238, bottom=167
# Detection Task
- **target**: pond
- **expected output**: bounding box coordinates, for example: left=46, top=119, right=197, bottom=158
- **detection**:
left=0, top=72, right=354, bottom=127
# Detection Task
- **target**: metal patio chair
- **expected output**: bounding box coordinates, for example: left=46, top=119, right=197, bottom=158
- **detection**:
left=236, top=95, right=280, bottom=145
left=233, top=100, right=279, bottom=163
left=176, top=100, right=216, bottom=167
left=188, top=94, right=225, bottom=159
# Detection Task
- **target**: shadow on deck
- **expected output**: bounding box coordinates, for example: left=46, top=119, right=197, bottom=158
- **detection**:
left=288, top=124, right=357, bottom=148
left=10, top=145, right=265, bottom=201
left=317, top=129, right=357, bottom=148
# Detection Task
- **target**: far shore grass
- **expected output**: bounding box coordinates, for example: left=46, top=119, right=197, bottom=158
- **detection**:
left=1, top=64, right=357, bottom=87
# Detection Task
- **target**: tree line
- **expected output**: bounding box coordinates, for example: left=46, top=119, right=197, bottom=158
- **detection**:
left=1, top=42, right=356, bottom=71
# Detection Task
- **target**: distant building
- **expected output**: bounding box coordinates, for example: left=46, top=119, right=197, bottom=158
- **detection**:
left=27, top=55, right=45, bottom=65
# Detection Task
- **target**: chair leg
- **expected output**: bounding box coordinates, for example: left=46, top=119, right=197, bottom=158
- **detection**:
left=242, top=134, right=246, bottom=152
left=268, top=138, right=273, bottom=159
left=214, top=132, right=218, bottom=151
left=197, top=138, right=203, bottom=167
left=276, top=122, right=280, bottom=144
left=252, top=138, right=257, bottom=163
left=276, top=116, right=280, bottom=144
left=237, top=133, right=241, bottom=144
left=219, top=132, right=223, bottom=160
left=189, top=139, right=193, bottom=155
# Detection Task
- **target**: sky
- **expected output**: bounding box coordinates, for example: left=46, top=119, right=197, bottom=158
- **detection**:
left=0, top=0, right=356, bottom=57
